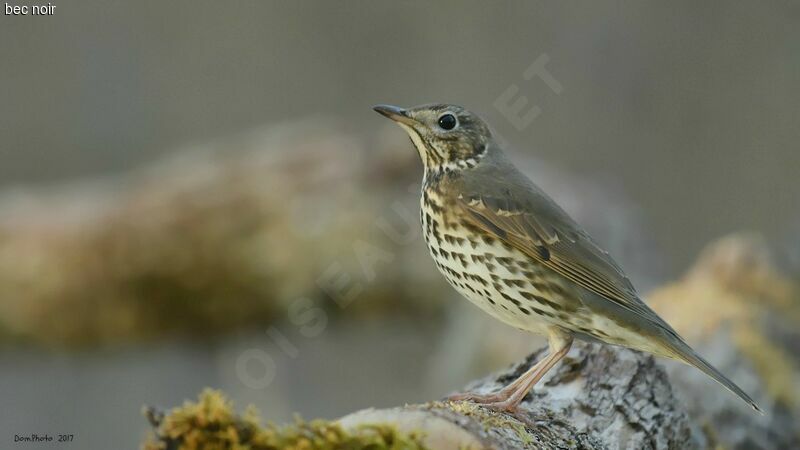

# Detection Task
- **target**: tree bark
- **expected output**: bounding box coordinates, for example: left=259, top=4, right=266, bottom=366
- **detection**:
left=338, top=341, right=695, bottom=450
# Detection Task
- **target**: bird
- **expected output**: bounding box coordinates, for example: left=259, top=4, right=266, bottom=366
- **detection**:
left=373, top=103, right=761, bottom=414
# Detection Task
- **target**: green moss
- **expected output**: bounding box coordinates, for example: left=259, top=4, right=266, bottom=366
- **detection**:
left=142, top=389, right=430, bottom=450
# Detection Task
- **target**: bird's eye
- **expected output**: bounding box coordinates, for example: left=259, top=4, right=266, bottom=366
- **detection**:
left=437, top=114, right=457, bottom=130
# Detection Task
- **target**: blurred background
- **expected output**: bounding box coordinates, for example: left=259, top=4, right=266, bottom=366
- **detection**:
left=1, top=1, right=799, bottom=448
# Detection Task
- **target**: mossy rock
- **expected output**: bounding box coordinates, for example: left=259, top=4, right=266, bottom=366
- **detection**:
left=142, top=389, right=429, bottom=450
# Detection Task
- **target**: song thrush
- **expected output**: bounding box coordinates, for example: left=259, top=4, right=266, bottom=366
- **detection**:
left=373, top=103, right=761, bottom=414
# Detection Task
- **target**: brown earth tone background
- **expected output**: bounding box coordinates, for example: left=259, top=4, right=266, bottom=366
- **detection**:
left=1, top=2, right=799, bottom=449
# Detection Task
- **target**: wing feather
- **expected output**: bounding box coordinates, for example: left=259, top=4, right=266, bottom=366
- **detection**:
left=459, top=195, right=665, bottom=323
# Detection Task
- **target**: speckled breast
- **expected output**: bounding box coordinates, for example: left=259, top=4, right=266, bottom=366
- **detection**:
left=419, top=187, right=575, bottom=335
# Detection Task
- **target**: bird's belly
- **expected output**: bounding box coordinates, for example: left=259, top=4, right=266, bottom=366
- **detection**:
left=421, top=208, right=573, bottom=335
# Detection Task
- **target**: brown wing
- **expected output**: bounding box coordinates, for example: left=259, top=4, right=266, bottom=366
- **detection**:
left=458, top=194, right=665, bottom=324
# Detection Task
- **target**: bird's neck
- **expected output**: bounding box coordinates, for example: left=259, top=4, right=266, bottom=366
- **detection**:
left=422, top=155, right=483, bottom=188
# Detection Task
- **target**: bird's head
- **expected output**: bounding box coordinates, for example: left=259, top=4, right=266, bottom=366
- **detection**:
left=373, top=103, right=493, bottom=173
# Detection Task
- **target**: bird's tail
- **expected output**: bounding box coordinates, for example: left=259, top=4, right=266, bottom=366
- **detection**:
left=664, top=337, right=763, bottom=414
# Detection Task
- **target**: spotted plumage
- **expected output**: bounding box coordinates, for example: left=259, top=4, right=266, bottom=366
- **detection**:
left=422, top=186, right=572, bottom=334
left=373, top=103, right=760, bottom=414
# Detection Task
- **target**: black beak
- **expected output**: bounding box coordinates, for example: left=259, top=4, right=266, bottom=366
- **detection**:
left=372, top=104, right=416, bottom=126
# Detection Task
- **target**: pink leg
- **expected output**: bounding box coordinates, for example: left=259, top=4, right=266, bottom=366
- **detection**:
left=447, top=328, right=573, bottom=413
left=446, top=356, right=550, bottom=403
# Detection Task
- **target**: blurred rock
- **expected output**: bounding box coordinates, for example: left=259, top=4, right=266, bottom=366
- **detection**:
left=0, top=120, right=654, bottom=348
left=648, top=233, right=800, bottom=449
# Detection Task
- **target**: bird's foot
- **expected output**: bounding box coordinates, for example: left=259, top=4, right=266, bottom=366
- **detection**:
left=445, top=391, right=507, bottom=404
left=480, top=398, right=522, bottom=414
left=446, top=391, right=525, bottom=411
left=446, top=392, right=528, bottom=416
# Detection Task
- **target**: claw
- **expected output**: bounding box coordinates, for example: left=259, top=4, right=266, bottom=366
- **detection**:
left=482, top=399, right=521, bottom=414
left=446, top=390, right=531, bottom=416
left=446, top=391, right=505, bottom=404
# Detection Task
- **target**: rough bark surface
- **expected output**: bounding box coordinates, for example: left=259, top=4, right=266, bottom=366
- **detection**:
left=338, top=341, right=696, bottom=450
